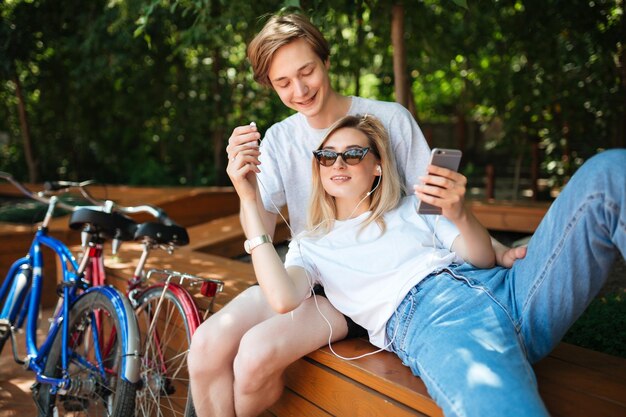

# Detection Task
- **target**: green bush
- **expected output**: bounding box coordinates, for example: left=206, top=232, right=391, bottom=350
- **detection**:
left=563, top=289, right=626, bottom=358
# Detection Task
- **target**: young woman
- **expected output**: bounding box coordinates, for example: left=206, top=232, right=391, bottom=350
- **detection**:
left=189, top=13, right=525, bottom=417
left=225, top=114, right=625, bottom=417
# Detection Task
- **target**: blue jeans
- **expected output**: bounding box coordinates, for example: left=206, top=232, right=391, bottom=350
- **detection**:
left=386, top=149, right=626, bottom=417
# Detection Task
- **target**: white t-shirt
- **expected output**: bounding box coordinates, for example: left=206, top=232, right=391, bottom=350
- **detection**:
left=257, top=96, right=431, bottom=234
left=284, top=196, right=463, bottom=349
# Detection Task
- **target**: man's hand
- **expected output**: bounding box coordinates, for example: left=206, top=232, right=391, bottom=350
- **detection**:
left=495, top=245, right=527, bottom=268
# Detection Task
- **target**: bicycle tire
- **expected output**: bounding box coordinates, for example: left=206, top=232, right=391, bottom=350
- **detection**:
left=35, top=289, right=138, bottom=417
left=134, top=285, right=199, bottom=417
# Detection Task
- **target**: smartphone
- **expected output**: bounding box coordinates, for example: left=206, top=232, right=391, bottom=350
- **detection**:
left=417, top=148, right=463, bottom=215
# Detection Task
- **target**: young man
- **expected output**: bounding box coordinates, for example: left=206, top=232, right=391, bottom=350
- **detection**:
left=188, top=12, right=525, bottom=417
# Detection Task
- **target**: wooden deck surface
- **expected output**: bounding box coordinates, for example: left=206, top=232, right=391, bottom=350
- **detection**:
left=3, top=186, right=625, bottom=416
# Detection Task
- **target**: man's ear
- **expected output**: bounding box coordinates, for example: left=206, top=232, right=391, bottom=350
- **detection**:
left=324, top=58, right=330, bottom=70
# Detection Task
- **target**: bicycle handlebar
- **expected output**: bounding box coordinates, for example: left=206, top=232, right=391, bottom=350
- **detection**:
left=118, top=205, right=174, bottom=225
left=0, top=171, right=79, bottom=212
left=0, top=171, right=176, bottom=225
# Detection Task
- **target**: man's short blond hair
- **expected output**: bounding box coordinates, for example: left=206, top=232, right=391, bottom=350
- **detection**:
left=248, top=13, right=330, bottom=87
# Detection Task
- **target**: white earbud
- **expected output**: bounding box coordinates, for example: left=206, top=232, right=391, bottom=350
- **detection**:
left=366, top=167, right=382, bottom=197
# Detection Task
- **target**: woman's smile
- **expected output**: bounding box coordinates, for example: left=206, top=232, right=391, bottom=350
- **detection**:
left=330, top=175, right=351, bottom=183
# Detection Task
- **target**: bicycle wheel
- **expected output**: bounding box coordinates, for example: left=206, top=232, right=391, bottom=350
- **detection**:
left=35, top=289, right=137, bottom=417
left=134, top=284, right=199, bottom=417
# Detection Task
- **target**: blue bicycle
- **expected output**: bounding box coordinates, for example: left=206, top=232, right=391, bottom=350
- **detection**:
left=0, top=172, right=141, bottom=416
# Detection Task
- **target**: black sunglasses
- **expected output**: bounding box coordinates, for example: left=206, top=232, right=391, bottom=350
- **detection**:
left=312, top=147, right=370, bottom=167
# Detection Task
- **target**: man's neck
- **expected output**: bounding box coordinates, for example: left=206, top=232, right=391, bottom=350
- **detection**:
left=306, top=93, right=352, bottom=129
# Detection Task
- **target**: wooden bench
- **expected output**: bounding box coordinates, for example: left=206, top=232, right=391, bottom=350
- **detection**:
left=466, top=199, right=550, bottom=233
left=105, top=243, right=626, bottom=417
left=182, top=213, right=291, bottom=258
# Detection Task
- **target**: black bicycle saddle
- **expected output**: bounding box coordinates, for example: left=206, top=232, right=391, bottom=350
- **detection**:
left=69, top=208, right=138, bottom=242
left=133, top=222, right=190, bottom=246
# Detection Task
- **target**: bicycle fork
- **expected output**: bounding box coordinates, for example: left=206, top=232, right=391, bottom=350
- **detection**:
left=0, top=264, right=33, bottom=365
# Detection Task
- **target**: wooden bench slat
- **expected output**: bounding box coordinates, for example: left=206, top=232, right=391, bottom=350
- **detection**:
left=534, top=355, right=626, bottom=406
left=538, top=376, right=626, bottom=417
left=308, top=338, right=442, bottom=416
left=268, top=389, right=333, bottom=417
left=548, top=342, right=626, bottom=380
left=285, top=358, right=429, bottom=417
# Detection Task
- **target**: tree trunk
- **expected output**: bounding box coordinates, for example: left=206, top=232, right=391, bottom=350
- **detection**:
left=12, top=71, right=37, bottom=183
left=212, top=126, right=226, bottom=184
left=531, top=139, right=539, bottom=201
left=512, top=150, right=522, bottom=202
left=210, top=0, right=229, bottom=186
left=485, top=164, right=495, bottom=200
left=391, top=4, right=418, bottom=120
left=211, top=46, right=227, bottom=186
left=391, top=4, right=408, bottom=108
left=354, top=1, right=364, bottom=97
left=455, top=108, right=467, bottom=153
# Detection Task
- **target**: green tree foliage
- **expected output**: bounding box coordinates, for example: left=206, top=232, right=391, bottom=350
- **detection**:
left=402, top=0, right=625, bottom=187
left=1, top=0, right=624, bottom=189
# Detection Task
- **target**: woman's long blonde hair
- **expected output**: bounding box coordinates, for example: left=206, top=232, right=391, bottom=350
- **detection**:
left=306, top=115, right=403, bottom=235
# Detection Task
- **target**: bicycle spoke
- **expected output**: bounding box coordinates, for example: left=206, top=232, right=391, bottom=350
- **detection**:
left=48, top=301, right=132, bottom=417
left=135, top=287, right=196, bottom=417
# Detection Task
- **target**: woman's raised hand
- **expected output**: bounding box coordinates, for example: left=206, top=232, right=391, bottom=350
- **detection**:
left=226, top=124, right=262, bottom=202
left=413, top=165, right=468, bottom=223
left=226, top=123, right=261, bottom=163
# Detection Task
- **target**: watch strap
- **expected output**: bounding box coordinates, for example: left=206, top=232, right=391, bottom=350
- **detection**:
left=244, top=234, right=272, bottom=254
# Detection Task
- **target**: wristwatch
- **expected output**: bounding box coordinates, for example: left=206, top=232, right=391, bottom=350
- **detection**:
left=244, top=234, right=273, bottom=254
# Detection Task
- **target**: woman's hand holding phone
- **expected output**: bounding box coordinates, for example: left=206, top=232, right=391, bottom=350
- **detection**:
left=414, top=148, right=466, bottom=221
left=416, top=149, right=495, bottom=267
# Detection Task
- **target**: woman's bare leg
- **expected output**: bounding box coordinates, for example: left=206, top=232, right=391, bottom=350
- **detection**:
left=188, top=286, right=349, bottom=417
left=232, top=294, right=348, bottom=417
left=189, top=286, right=276, bottom=417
